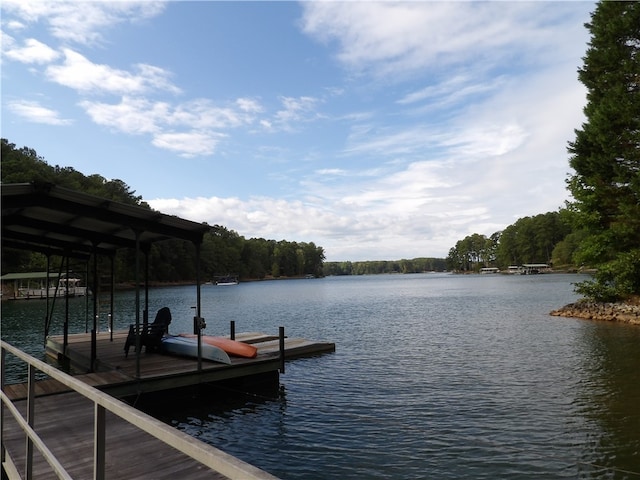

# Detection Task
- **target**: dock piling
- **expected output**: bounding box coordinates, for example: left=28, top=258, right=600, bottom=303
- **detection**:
left=279, top=326, right=285, bottom=374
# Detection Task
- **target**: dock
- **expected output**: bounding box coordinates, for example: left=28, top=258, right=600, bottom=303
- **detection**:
left=30, top=329, right=336, bottom=399
left=1, top=184, right=336, bottom=478
left=1, top=332, right=335, bottom=479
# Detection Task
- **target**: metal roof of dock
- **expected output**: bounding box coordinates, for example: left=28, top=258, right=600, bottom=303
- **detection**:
left=1, top=182, right=209, bottom=257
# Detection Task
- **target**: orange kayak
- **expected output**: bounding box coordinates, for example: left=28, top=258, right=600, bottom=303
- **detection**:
left=178, top=334, right=258, bottom=358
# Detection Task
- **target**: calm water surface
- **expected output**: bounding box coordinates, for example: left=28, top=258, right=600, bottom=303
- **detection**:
left=2, top=273, right=640, bottom=479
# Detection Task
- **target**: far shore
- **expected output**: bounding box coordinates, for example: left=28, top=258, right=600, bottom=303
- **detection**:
left=551, top=300, right=640, bottom=326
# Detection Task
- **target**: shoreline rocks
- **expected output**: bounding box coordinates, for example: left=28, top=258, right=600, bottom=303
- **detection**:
left=550, top=301, right=640, bottom=325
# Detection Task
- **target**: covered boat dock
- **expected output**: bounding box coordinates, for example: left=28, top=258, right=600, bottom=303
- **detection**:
left=1, top=181, right=213, bottom=375
left=1, top=182, right=335, bottom=478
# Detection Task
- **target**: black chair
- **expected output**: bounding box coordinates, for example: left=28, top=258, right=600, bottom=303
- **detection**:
left=124, top=307, right=172, bottom=357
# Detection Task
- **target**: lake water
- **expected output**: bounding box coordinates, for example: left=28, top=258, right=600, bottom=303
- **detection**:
left=2, top=273, right=640, bottom=479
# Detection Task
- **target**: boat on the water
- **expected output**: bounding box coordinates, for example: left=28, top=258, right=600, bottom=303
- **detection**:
left=160, top=335, right=231, bottom=364
left=214, top=275, right=239, bottom=286
left=178, top=334, right=258, bottom=358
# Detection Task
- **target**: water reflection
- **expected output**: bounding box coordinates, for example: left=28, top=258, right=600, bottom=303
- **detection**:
left=575, top=322, right=640, bottom=477
left=2, top=275, right=640, bottom=479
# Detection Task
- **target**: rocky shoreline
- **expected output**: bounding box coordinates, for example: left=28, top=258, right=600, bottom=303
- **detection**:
left=550, top=301, right=640, bottom=325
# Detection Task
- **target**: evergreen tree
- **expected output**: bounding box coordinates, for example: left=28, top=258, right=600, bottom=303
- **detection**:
left=567, top=2, right=640, bottom=300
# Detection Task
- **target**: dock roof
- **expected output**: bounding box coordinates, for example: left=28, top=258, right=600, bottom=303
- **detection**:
left=1, top=182, right=210, bottom=258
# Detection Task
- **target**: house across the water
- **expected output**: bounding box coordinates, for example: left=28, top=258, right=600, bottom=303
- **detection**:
left=1, top=272, right=89, bottom=300
left=521, top=264, right=551, bottom=274
left=480, top=267, right=500, bottom=274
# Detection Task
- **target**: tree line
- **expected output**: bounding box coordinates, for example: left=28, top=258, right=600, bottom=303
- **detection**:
left=448, top=2, right=639, bottom=302
left=446, top=211, right=574, bottom=272
left=1, top=139, right=325, bottom=283
left=323, top=257, right=447, bottom=276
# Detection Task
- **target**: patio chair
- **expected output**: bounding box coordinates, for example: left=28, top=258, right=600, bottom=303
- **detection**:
left=124, top=307, right=172, bottom=357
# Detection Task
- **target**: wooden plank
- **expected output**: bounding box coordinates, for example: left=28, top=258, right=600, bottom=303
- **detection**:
left=233, top=332, right=281, bottom=344
left=35, top=331, right=335, bottom=397
left=256, top=338, right=337, bottom=357
left=2, top=330, right=335, bottom=479
left=2, top=392, right=229, bottom=479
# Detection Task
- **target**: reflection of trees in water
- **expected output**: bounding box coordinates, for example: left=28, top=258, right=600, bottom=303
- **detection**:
left=575, top=322, right=640, bottom=477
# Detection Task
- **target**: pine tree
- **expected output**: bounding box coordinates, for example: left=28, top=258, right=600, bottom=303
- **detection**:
left=567, top=1, right=640, bottom=300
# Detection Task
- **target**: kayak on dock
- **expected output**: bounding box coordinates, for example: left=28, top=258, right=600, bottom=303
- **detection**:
left=160, top=335, right=231, bottom=364
left=178, top=334, right=258, bottom=358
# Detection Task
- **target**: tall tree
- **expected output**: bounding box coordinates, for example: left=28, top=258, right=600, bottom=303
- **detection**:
left=567, top=1, right=640, bottom=300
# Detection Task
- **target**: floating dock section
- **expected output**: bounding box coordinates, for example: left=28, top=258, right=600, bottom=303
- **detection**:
left=16, top=329, right=335, bottom=399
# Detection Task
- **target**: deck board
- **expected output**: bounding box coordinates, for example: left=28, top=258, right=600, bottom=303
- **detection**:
left=2, top=392, right=227, bottom=479
left=6, top=330, right=334, bottom=400
left=2, top=330, right=334, bottom=478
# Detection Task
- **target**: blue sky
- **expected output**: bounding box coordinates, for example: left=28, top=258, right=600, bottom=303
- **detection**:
left=2, top=1, right=595, bottom=261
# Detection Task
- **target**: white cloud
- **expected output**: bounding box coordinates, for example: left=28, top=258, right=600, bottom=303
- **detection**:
left=236, top=97, right=263, bottom=114
left=0, top=0, right=166, bottom=46
left=80, top=96, right=167, bottom=135
left=3, top=37, right=58, bottom=64
left=152, top=131, right=226, bottom=158
left=46, top=49, right=181, bottom=96
left=148, top=190, right=491, bottom=261
left=169, top=99, right=257, bottom=130
left=301, top=2, right=582, bottom=78
left=267, top=95, right=322, bottom=131
left=8, top=100, right=72, bottom=125
left=147, top=53, right=587, bottom=260
left=79, top=95, right=262, bottom=156
left=315, top=168, right=348, bottom=176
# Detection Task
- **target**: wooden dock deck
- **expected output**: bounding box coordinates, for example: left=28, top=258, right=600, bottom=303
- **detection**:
left=24, top=330, right=336, bottom=399
left=2, top=392, right=232, bottom=479
left=2, top=332, right=334, bottom=479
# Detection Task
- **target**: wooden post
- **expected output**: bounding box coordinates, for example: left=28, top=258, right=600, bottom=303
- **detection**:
left=94, top=403, right=106, bottom=480
left=109, top=255, right=115, bottom=342
left=230, top=320, right=236, bottom=340
left=279, top=326, right=285, bottom=374
left=91, top=329, right=97, bottom=372
left=1, top=347, right=6, bottom=465
left=195, top=243, right=203, bottom=372
left=26, top=364, right=35, bottom=480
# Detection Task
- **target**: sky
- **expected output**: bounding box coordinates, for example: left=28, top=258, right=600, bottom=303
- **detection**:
left=1, top=1, right=596, bottom=261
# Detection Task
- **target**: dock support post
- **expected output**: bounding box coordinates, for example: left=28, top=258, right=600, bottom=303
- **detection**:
left=230, top=321, right=235, bottom=340
left=1, top=347, right=5, bottom=466
left=91, top=247, right=98, bottom=372
left=91, top=329, right=97, bottom=372
left=26, top=364, right=35, bottom=480
left=279, top=327, right=285, bottom=374
left=195, top=242, right=203, bottom=372
left=64, top=255, right=69, bottom=353
left=94, top=404, right=106, bottom=480
left=109, top=255, right=115, bottom=342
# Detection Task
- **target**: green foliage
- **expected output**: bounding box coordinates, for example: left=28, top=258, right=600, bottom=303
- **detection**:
left=566, top=2, right=640, bottom=300
left=575, top=249, right=640, bottom=302
left=446, top=233, right=497, bottom=272
left=550, top=230, right=588, bottom=267
left=323, top=258, right=446, bottom=276
left=495, top=212, right=571, bottom=267
left=446, top=211, right=572, bottom=272
left=1, top=138, right=325, bottom=283
left=1, top=139, right=143, bottom=205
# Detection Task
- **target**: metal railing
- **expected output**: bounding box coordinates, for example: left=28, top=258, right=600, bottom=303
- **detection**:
left=1, top=340, right=278, bottom=480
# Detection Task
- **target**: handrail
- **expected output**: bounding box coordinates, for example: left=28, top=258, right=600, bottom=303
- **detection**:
left=1, top=340, right=279, bottom=480
left=0, top=389, right=72, bottom=479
